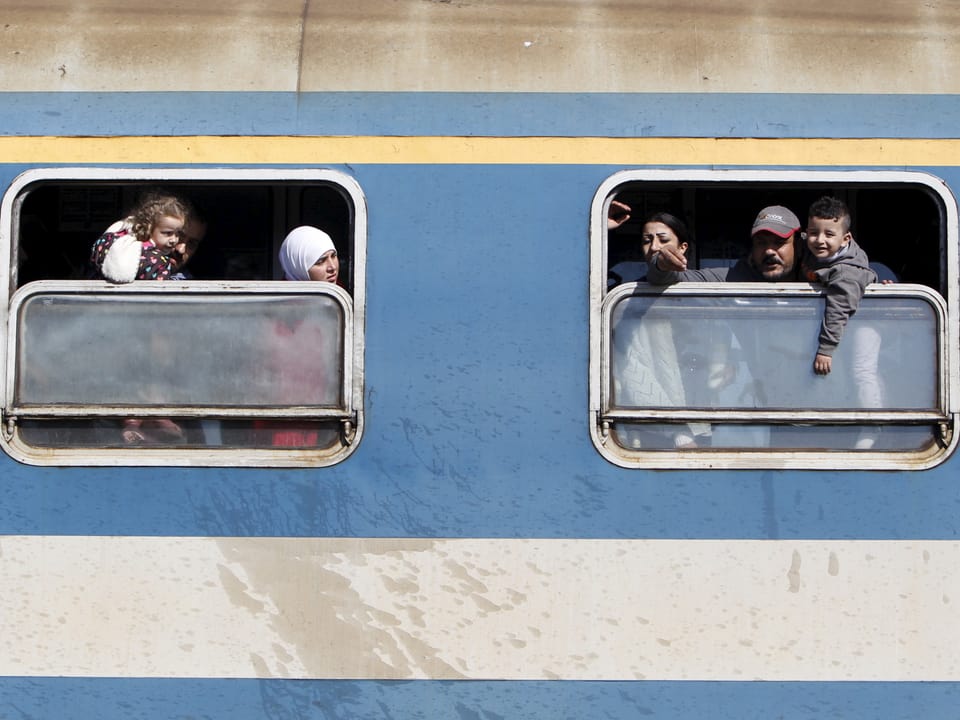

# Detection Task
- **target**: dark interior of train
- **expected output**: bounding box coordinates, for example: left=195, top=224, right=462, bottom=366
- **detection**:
left=9, top=179, right=947, bottom=300
left=14, top=180, right=355, bottom=292
left=607, top=182, right=945, bottom=295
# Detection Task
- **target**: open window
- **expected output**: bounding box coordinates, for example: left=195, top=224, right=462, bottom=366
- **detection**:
left=0, top=168, right=366, bottom=467
left=590, top=170, right=959, bottom=470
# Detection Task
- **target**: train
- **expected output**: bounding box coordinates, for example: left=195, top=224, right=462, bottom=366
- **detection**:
left=1, top=2, right=959, bottom=718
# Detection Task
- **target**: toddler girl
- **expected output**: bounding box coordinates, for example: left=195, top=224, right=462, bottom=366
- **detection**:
left=91, top=191, right=189, bottom=283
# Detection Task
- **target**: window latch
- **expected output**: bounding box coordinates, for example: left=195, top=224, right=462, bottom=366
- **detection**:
left=938, top=419, right=954, bottom=448
left=2, top=412, right=15, bottom=442
left=597, top=413, right=610, bottom=445
left=341, top=414, right=357, bottom=445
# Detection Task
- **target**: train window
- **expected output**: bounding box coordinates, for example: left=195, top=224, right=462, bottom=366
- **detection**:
left=590, top=170, right=959, bottom=470
left=0, top=168, right=366, bottom=467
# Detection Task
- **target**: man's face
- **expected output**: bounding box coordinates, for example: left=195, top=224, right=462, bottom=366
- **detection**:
left=749, top=230, right=796, bottom=281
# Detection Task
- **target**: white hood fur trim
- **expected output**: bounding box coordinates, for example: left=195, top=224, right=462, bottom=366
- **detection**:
left=100, top=220, right=141, bottom=284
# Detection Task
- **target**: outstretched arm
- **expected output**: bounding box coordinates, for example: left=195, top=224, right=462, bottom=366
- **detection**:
left=647, top=247, right=731, bottom=285
left=654, top=245, right=688, bottom=271
left=813, top=265, right=874, bottom=375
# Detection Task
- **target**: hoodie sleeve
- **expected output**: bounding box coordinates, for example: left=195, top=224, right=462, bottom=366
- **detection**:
left=814, top=263, right=877, bottom=356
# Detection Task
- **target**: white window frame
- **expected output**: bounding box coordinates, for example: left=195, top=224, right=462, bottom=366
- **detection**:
left=589, top=169, right=960, bottom=470
left=0, top=167, right=366, bottom=467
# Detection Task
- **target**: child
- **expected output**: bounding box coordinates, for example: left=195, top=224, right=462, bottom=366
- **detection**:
left=90, top=191, right=189, bottom=283
left=802, top=196, right=877, bottom=375
left=89, top=191, right=191, bottom=445
left=803, top=196, right=882, bottom=449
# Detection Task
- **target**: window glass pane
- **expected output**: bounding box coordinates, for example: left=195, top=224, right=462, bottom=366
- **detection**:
left=610, top=293, right=938, bottom=413
left=18, top=418, right=341, bottom=450
left=612, top=423, right=936, bottom=452
left=15, top=293, right=344, bottom=409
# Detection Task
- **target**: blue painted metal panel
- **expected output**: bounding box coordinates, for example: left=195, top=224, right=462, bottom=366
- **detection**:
left=3, top=92, right=960, bottom=138
left=2, top=678, right=958, bottom=719
left=0, top=163, right=957, bottom=541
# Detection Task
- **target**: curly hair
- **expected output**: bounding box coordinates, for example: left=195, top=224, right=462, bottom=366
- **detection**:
left=807, top=196, right=851, bottom=233
left=129, top=190, right=189, bottom=242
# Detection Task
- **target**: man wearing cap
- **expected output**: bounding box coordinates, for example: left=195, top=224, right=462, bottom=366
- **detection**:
left=647, top=205, right=801, bottom=284
left=642, top=205, right=804, bottom=449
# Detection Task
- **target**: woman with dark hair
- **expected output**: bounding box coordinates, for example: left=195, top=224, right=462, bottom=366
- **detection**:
left=608, top=208, right=695, bottom=288
left=614, top=212, right=712, bottom=449
left=639, top=212, right=691, bottom=269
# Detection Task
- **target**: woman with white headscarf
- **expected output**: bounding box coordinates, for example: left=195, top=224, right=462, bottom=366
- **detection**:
left=278, top=225, right=340, bottom=283
left=257, top=226, right=341, bottom=448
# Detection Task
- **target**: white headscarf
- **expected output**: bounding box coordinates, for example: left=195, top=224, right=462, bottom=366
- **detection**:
left=278, top=226, right=336, bottom=281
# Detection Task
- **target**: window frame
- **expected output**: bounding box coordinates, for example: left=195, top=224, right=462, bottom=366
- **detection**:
left=0, top=167, right=367, bottom=467
left=589, top=169, right=960, bottom=470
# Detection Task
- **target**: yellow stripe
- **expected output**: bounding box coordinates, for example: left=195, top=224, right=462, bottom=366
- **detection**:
left=1, top=136, right=960, bottom=165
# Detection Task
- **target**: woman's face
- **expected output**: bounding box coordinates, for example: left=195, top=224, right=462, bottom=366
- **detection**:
left=307, top=249, right=339, bottom=283
left=640, top=221, right=687, bottom=262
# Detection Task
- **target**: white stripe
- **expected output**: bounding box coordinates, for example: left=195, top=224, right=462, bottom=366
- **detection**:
left=1, top=536, right=957, bottom=680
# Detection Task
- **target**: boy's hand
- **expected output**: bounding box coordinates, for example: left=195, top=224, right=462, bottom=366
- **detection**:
left=813, top=353, right=832, bottom=375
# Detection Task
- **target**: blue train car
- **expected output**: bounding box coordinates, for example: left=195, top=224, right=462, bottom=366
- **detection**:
left=1, top=2, right=960, bottom=718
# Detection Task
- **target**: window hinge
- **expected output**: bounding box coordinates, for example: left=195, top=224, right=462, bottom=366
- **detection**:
left=598, top=413, right=610, bottom=445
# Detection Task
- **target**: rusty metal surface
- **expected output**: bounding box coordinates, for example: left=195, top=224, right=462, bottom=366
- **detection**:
left=2, top=0, right=959, bottom=93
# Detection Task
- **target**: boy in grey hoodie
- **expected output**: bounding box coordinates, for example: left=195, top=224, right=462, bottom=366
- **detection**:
left=802, top=196, right=877, bottom=376
left=803, top=196, right=882, bottom=449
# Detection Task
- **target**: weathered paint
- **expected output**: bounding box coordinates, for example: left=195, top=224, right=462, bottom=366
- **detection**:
left=1, top=2, right=959, bottom=718
left=3, top=536, right=958, bottom=680
left=3, top=1, right=960, bottom=93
